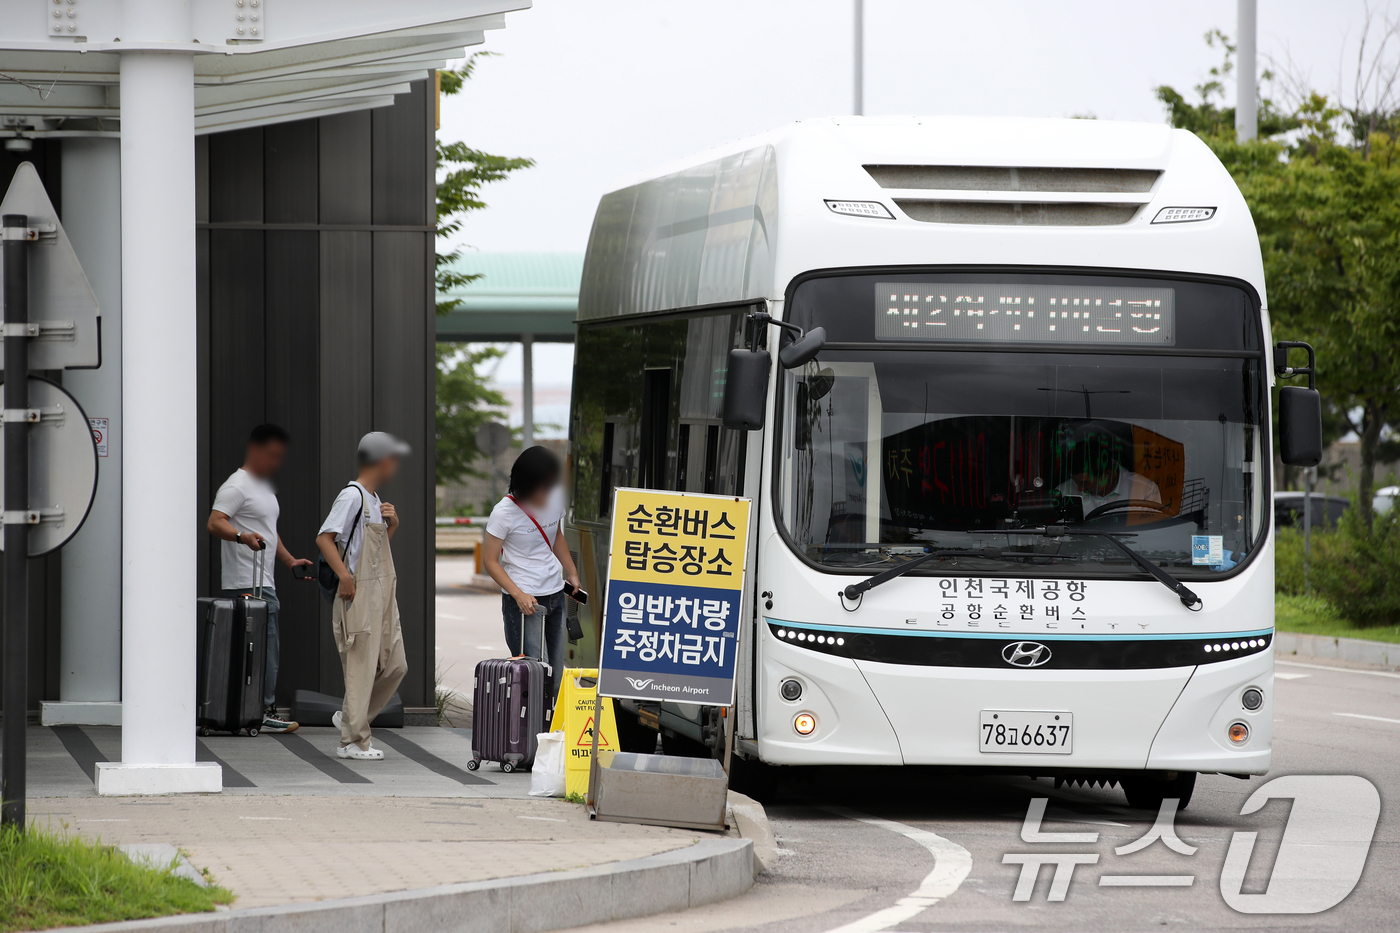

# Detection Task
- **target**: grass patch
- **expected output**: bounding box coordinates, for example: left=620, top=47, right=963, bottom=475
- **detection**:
left=1275, top=593, right=1400, bottom=645
left=0, top=824, right=232, bottom=932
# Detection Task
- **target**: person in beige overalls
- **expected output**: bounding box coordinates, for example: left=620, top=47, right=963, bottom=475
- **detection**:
left=315, top=432, right=410, bottom=760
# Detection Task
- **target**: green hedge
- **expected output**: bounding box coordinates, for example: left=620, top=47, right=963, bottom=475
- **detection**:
left=1275, top=508, right=1400, bottom=627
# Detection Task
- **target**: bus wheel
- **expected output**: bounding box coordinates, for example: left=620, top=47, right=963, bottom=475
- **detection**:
left=728, top=754, right=775, bottom=800
left=661, top=730, right=711, bottom=759
left=614, top=706, right=659, bottom=754
left=1121, top=771, right=1196, bottom=810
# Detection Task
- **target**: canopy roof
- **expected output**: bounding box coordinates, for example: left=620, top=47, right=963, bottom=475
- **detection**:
left=0, top=0, right=529, bottom=136
left=437, top=252, right=582, bottom=343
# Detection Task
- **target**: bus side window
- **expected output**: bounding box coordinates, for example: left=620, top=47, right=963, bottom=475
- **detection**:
left=599, top=422, right=615, bottom=518
left=677, top=423, right=691, bottom=490
left=704, top=424, right=720, bottom=494
left=640, top=368, right=673, bottom=489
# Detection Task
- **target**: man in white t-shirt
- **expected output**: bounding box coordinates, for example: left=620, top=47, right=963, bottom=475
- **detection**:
left=207, top=423, right=316, bottom=734
left=315, top=432, right=410, bottom=760
left=482, top=445, right=580, bottom=705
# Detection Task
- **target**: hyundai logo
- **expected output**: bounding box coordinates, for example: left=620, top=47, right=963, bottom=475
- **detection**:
left=1002, top=641, right=1052, bottom=667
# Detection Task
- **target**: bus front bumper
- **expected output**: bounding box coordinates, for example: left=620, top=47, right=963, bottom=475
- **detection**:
left=758, top=634, right=1272, bottom=774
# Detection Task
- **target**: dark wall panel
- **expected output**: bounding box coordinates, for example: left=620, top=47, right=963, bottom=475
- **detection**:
left=208, top=229, right=267, bottom=589
left=373, top=231, right=429, bottom=703
left=188, top=76, right=435, bottom=708
left=319, top=112, right=372, bottom=225
left=317, top=230, right=374, bottom=694
left=208, top=128, right=264, bottom=224
left=265, top=122, right=319, bottom=225
left=196, top=228, right=212, bottom=599
left=265, top=231, right=321, bottom=702
left=196, top=136, right=210, bottom=224
left=372, top=82, right=428, bottom=226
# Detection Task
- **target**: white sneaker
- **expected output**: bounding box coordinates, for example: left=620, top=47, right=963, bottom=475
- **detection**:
left=332, top=710, right=343, bottom=731
left=336, top=742, right=384, bottom=760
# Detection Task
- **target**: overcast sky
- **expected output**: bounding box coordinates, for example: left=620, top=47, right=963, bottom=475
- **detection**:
left=442, top=0, right=1395, bottom=434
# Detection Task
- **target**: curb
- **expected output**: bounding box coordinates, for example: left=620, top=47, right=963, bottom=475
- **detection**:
left=60, top=837, right=753, bottom=933
left=726, top=790, right=781, bottom=874
left=1274, top=632, right=1400, bottom=670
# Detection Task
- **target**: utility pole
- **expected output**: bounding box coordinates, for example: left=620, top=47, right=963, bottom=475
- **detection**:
left=1, top=213, right=29, bottom=829
left=853, top=0, right=864, bottom=116
left=1236, top=0, right=1258, bottom=141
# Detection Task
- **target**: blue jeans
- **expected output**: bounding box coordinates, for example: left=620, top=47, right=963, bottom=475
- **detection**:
left=224, top=587, right=279, bottom=709
left=502, top=590, right=567, bottom=707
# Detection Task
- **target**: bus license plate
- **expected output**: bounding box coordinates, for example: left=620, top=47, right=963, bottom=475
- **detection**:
left=980, top=710, right=1073, bottom=754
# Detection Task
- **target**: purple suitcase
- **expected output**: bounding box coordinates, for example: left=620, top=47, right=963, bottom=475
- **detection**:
left=467, top=656, right=548, bottom=773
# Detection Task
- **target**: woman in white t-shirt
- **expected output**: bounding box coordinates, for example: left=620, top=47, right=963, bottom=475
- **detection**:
left=482, top=446, right=580, bottom=702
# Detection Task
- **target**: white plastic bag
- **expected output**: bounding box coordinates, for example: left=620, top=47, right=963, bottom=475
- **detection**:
left=529, top=730, right=567, bottom=797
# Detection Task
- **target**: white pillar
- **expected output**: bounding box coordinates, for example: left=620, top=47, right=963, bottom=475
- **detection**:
left=521, top=333, right=534, bottom=450
left=46, top=140, right=122, bottom=726
left=1236, top=0, right=1257, bottom=142
left=95, top=44, right=219, bottom=794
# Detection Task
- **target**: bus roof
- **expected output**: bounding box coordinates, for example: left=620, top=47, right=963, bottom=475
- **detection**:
left=578, top=116, right=1266, bottom=324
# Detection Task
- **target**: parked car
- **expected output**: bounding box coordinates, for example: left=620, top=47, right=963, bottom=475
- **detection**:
left=1375, top=485, right=1399, bottom=517
left=1274, top=492, right=1350, bottom=529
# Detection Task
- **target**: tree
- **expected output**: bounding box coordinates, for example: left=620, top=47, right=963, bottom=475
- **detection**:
left=436, top=53, right=535, bottom=315
left=1153, top=30, right=1298, bottom=140
left=1156, top=27, right=1400, bottom=527
left=433, top=55, right=534, bottom=486
left=436, top=343, right=510, bottom=487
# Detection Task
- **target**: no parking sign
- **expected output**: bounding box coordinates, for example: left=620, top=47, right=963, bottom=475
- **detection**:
left=597, top=488, right=751, bottom=707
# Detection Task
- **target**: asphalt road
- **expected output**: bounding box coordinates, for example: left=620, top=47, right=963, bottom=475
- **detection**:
left=434, top=563, right=1398, bottom=931
left=560, top=657, right=1400, bottom=933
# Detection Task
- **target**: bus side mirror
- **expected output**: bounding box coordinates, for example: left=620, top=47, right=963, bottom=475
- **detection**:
left=1278, top=386, right=1322, bottom=466
left=780, top=326, right=826, bottom=369
left=722, top=348, right=771, bottom=430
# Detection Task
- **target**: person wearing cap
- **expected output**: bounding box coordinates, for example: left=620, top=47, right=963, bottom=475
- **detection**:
left=314, top=431, right=411, bottom=760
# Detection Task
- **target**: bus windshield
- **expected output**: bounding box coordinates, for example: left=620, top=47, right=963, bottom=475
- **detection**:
left=777, top=273, right=1267, bottom=577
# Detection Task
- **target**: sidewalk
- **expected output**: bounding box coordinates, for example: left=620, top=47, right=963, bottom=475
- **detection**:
left=30, top=724, right=537, bottom=798
left=21, top=722, right=742, bottom=914
left=29, top=793, right=701, bottom=909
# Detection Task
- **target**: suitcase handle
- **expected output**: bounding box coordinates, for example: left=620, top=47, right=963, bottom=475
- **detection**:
left=241, top=539, right=268, bottom=600
left=508, top=603, right=551, bottom=675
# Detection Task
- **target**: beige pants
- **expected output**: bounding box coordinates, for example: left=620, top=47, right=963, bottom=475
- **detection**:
left=332, top=521, right=407, bottom=750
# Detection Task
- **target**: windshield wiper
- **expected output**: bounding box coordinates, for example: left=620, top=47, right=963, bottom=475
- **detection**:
left=974, top=526, right=1202, bottom=610
left=842, top=547, right=1003, bottom=601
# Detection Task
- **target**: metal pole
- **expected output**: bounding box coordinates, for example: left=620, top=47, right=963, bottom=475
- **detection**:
left=1303, top=466, right=1313, bottom=594
left=521, top=334, right=534, bottom=450
left=2, top=212, right=30, bottom=830
left=1236, top=0, right=1258, bottom=141
left=853, top=0, right=864, bottom=116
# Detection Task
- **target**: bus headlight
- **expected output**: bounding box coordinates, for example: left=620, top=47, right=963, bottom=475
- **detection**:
left=793, top=712, right=817, bottom=736
left=1228, top=722, right=1250, bottom=744
left=1241, top=687, right=1264, bottom=711
left=780, top=679, right=803, bottom=702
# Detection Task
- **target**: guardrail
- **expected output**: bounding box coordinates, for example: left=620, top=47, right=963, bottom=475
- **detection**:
left=435, top=517, right=482, bottom=526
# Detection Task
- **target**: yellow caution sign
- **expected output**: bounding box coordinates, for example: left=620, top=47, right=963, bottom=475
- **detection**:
left=549, top=668, right=618, bottom=797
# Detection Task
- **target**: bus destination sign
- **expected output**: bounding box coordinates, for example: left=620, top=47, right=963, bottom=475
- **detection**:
left=875, top=282, right=1175, bottom=346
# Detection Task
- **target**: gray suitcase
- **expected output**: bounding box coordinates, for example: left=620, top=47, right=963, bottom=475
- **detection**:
left=196, top=546, right=268, bottom=736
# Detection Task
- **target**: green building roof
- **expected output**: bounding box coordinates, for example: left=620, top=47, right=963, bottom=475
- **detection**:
left=436, top=252, right=583, bottom=343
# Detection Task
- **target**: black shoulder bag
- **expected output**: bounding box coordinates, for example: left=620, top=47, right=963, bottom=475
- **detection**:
left=316, top=484, right=365, bottom=602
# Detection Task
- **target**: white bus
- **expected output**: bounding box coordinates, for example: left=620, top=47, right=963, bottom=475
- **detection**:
left=564, top=116, right=1321, bottom=808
